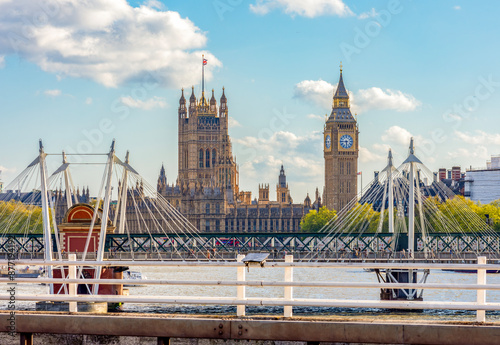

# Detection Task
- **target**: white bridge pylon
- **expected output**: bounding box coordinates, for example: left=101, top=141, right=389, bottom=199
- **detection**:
left=2, top=139, right=222, bottom=295
left=317, top=137, right=499, bottom=259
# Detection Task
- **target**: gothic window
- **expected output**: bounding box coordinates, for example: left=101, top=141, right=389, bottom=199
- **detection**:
left=199, top=149, right=203, bottom=168
left=206, top=203, right=210, bottom=214
left=347, top=161, right=351, bottom=175
left=215, top=220, right=220, bottom=231
left=212, top=149, right=216, bottom=167
left=205, top=220, right=210, bottom=232
left=347, top=182, right=350, bottom=194
left=281, top=192, right=286, bottom=203
left=205, top=149, right=210, bottom=168
left=215, top=203, right=220, bottom=214
left=340, top=161, right=344, bottom=175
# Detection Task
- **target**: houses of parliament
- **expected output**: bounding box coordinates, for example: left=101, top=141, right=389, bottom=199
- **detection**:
left=152, top=66, right=359, bottom=233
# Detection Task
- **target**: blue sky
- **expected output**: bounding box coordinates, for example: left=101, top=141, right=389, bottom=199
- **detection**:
left=0, top=0, right=499, bottom=202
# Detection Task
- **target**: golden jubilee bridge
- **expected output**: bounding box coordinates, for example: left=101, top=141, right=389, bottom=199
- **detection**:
left=0, top=138, right=499, bottom=262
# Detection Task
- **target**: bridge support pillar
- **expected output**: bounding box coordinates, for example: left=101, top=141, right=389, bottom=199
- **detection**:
left=477, top=256, right=487, bottom=323
left=237, top=254, right=246, bottom=317
left=157, top=337, right=170, bottom=345
left=68, top=254, right=77, bottom=312
left=284, top=255, right=293, bottom=317
left=20, top=332, right=33, bottom=345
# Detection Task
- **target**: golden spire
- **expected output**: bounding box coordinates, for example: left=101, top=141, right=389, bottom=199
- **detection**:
left=340, top=61, right=343, bottom=73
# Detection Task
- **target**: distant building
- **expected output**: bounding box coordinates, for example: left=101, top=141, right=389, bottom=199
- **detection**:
left=152, top=84, right=317, bottom=233
left=436, top=166, right=464, bottom=196
left=464, top=156, right=500, bottom=204
left=438, top=168, right=447, bottom=181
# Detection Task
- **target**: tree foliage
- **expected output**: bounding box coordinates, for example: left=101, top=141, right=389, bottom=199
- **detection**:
left=435, top=196, right=500, bottom=232
left=299, top=197, right=500, bottom=233
left=0, top=200, right=44, bottom=234
left=300, top=206, right=337, bottom=232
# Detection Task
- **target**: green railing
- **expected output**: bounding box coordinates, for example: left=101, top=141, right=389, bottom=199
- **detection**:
left=1, top=232, right=499, bottom=254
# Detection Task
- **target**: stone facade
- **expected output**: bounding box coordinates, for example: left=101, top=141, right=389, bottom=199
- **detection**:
left=323, top=68, right=359, bottom=211
left=153, top=87, right=321, bottom=233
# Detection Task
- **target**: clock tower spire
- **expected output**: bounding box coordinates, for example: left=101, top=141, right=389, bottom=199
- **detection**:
left=323, top=65, right=359, bottom=211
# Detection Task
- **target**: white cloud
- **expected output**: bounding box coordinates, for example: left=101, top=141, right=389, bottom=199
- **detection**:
left=453, top=5, right=461, bottom=10
left=381, top=126, right=414, bottom=146
left=358, top=8, right=379, bottom=19
left=455, top=130, right=500, bottom=145
left=294, top=79, right=333, bottom=108
left=448, top=146, right=488, bottom=160
left=0, top=165, right=17, bottom=184
left=0, top=55, right=4, bottom=69
left=145, top=0, right=164, bottom=10
left=85, top=97, right=93, bottom=105
left=120, top=96, right=167, bottom=110
left=359, top=146, right=384, bottom=163
left=229, top=117, right=242, bottom=128
left=354, top=87, right=421, bottom=112
left=372, top=143, right=392, bottom=153
left=234, top=131, right=323, bottom=193
left=0, top=165, right=16, bottom=174
left=44, top=89, right=62, bottom=97
left=250, top=0, right=353, bottom=18
left=307, top=114, right=325, bottom=121
left=294, top=80, right=420, bottom=113
left=0, top=0, right=221, bottom=88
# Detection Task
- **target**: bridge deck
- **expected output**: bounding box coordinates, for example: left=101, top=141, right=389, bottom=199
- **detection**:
left=2, top=311, right=500, bottom=345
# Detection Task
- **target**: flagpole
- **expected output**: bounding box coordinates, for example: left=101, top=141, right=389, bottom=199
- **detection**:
left=202, top=54, right=205, bottom=95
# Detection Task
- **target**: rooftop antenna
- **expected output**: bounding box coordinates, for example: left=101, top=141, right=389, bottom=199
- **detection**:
left=202, top=54, right=207, bottom=99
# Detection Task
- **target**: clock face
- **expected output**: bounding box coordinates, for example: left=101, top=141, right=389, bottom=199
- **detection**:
left=325, top=135, right=331, bottom=149
left=339, top=134, right=353, bottom=149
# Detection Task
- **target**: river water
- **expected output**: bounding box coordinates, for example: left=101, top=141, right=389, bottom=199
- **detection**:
left=7, top=265, right=500, bottom=322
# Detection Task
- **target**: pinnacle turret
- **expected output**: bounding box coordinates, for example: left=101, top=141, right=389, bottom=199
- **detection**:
left=189, top=86, right=196, bottom=103
left=179, top=88, right=186, bottom=105
left=220, top=87, right=227, bottom=103
left=210, top=89, right=216, bottom=105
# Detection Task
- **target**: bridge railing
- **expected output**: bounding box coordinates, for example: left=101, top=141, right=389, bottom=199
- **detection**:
left=1, top=256, right=500, bottom=322
left=1, top=250, right=499, bottom=261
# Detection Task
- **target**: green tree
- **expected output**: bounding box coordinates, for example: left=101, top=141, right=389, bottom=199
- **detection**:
left=0, top=200, right=44, bottom=234
left=300, top=206, right=337, bottom=232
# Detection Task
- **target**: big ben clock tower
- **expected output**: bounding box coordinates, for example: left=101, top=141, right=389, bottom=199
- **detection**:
left=324, top=64, right=359, bottom=211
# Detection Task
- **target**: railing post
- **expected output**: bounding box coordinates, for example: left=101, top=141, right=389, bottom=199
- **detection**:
left=477, top=256, right=486, bottom=323
left=284, top=254, right=293, bottom=317
left=68, top=254, right=77, bottom=312
left=157, top=337, right=170, bottom=345
left=237, top=254, right=245, bottom=317
left=20, top=332, right=33, bottom=345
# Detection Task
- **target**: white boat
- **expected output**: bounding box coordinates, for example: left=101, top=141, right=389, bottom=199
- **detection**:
left=123, top=271, right=145, bottom=287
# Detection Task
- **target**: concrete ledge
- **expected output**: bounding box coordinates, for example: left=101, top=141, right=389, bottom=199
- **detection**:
left=3, top=313, right=500, bottom=345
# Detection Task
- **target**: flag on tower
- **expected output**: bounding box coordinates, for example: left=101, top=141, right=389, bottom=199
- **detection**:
left=357, top=172, right=362, bottom=175
left=203, top=58, right=207, bottom=65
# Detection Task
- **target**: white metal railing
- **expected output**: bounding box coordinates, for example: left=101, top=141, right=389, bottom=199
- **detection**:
left=1, top=256, right=500, bottom=322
